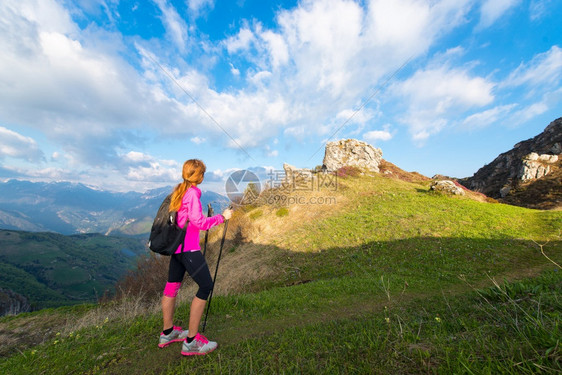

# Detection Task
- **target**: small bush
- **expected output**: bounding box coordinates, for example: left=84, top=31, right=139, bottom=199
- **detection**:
left=276, top=207, right=289, bottom=217
left=336, top=166, right=362, bottom=178
left=249, top=209, right=263, bottom=220
left=110, top=253, right=169, bottom=303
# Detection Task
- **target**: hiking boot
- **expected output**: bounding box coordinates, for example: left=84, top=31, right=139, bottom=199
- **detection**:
left=158, top=326, right=189, bottom=348
left=181, top=333, right=217, bottom=356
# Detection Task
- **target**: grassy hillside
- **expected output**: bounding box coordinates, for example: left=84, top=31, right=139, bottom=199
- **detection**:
left=1, top=173, right=560, bottom=373
left=0, top=231, right=147, bottom=311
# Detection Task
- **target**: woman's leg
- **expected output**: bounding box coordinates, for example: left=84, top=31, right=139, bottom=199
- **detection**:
left=178, top=251, right=214, bottom=337
left=162, top=295, right=176, bottom=330
left=188, top=296, right=206, bottom=336
left=162, top=255, right=185, bottom=330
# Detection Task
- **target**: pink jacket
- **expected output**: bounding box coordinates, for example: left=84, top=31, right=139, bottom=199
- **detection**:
left=175, top=186, right=224, bottom=253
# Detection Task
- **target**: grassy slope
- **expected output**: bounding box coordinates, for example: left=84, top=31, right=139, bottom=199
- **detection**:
left=1, top=174, right=560, bottom=374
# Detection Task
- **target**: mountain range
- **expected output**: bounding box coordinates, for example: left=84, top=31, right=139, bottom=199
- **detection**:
left=0, top=181, right=230, bottom=235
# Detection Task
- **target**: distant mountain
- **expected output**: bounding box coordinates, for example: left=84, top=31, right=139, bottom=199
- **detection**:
left=0, top=230, right=147, bottom=315
left=460, top=117, right=562, bottom=209
left=0, top=180, right=230, bottom=235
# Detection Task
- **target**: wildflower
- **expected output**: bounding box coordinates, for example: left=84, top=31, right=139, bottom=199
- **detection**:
left=104, top=317, right=109, bottom=324
left=56, top=332, right=61, bottom=336
left=31, top=350, right=37, bottom=355
left=53, top=340, right=59, bottom=345
left=435, top=317, right=442, bottom=323
left=385, top=317, right=390, bottom=323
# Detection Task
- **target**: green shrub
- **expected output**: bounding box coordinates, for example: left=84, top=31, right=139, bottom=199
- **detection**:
left=276, top=207, right=289, bottom=217
left=249, top=209, right=263, bottom=220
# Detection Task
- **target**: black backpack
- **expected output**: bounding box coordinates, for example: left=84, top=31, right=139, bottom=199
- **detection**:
left=148, top=194, right=188, bottom=256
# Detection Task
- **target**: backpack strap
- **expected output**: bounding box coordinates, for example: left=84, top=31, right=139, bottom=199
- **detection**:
left=177, top=190, right=189, bottom=253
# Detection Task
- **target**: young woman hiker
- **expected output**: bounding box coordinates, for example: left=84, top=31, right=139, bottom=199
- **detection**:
left=158, top=159, right=232, bottom=356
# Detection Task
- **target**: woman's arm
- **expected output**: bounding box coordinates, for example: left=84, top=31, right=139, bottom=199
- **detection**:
left=184, top=189, right=224, bottom=230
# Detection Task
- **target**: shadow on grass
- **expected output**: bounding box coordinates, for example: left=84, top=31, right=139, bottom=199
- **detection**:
left=238, top=236, right=561, bottom=294
left=1, top=235, right=560, bottom=374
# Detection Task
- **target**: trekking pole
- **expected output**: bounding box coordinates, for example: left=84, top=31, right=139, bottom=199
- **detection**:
left=203, top=203, right=213, bottom=257
left=202, top=205, right=231, bottom=332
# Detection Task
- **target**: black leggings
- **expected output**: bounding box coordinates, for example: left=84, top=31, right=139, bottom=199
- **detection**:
left=168, top=251, right=213, bottom=300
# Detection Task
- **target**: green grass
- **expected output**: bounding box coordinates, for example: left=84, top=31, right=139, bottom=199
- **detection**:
left=275, top=207, right=289, bottom=217
left=1, top=174, right=560, bottom=374
left=282, top=177, right=561, bottom=251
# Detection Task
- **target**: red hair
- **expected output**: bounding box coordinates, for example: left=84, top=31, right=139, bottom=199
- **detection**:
left=169, top=159, right=206, bottom=212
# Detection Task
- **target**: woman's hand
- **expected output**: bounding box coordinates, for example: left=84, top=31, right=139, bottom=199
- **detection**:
left=222, top=208, right=233, bottom=220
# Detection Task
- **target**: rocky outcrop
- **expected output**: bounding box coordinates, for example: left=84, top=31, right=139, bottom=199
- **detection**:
left=461, top=118, right=562, bottom=199
left=430, top=180, right=465, bottom=196
left=282, top=163, right=313, bottom=189
left=519, top=153, right=558, bottom=181
left=0, top=288, right=30, bottom=316
left=323, top=139, right=383, bottom=172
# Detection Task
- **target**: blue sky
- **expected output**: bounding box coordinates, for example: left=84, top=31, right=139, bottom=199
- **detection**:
left=0, top=0, right=561, bottom=193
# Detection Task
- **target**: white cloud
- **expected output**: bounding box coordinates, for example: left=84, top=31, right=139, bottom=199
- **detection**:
left=1, top=0, right=479, bottom=165
left=503, top=46, right=562, bottom=89
left=509, top=102, right=549, bottom=125
left=225, top=27, right=255, bottom=54
left=0, top=3, right=152, bottom=163
left=0, top=127, right=44, bottom=161
left=367, top=0, right=472, bottom=56
left=191, top=136, right=206, bottom=144
left=363, top=129, right=393, bottom=142
left=394, top=66, right=495, bottom=140
left=259, top=30, right=289, bottom=69
left=126, top=163, right=178, bottom=182
left=123, top=151, right=153, bottom=163
left=335, top=109, right=375, bottom=125
left=478, top=0, right=521, bottom=29
left=187, top=0, right=215, bottom=18
left=8, top=0, right=77, bottom=34
left=230, top=63, right=240, bottom=76
left=152, top=0, right=188, bottom=52
left=264, top=145, right=278, bottom=157
left=145, top=0, right=478, bottom=150
left=248, top=70, right=272, bottom=86
left=503, top=87, right=562, bottom=126
left=398, top=67, right=494, bottom=109
left=462, top=104, right=518, bottom=129
left=529, top=0, right=552, bottom=21
left=3, top=0, right=537, bottom=191
left=120, top=151, right=180, bottom=182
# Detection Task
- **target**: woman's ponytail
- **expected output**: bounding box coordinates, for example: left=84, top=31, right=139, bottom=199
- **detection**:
left=169, top=159, right=206, bottom=212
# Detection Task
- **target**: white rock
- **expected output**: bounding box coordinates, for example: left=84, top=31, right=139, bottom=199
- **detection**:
left=524, top=153, right=539, bottom=161
left=538, top=154, right=559, bottom=163
left=500, top=186, right=511, bottom=198
left=323, top=139, right=382, bottom=172
left=430, top=180, right=465, bottom=196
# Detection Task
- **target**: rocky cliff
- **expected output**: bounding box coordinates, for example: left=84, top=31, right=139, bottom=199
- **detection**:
left=0, top=288, right=30, bottom=316
left=460, top=117, right=562, bottom=209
